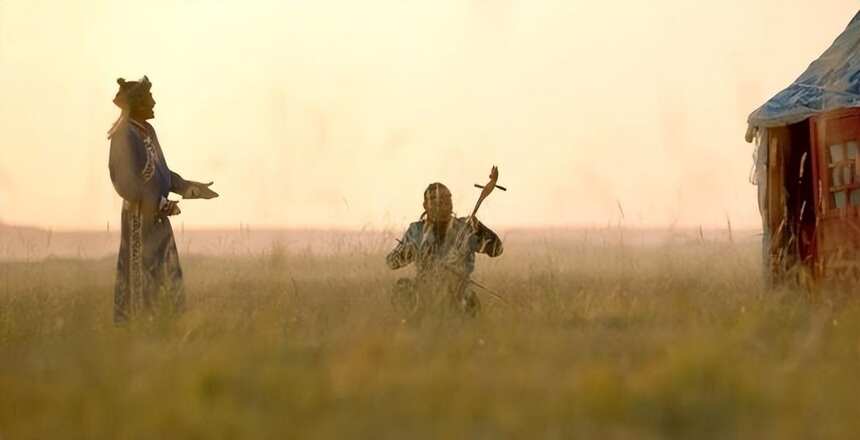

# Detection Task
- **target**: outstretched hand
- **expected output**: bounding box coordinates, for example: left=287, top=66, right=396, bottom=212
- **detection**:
left=183, top=181, right=219, bottom=199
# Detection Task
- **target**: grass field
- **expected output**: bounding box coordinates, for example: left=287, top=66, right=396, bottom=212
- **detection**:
left=1, top=230, right=859, bottom=439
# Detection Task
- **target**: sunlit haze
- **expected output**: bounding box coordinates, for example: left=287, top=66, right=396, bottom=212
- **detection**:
left=1, top=0, right=857, bottom=230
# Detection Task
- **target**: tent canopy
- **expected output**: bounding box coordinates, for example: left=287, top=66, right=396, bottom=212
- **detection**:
left=748, top=11, right=860, bottom=130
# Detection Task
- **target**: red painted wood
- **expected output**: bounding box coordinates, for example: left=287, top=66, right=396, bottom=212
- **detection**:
left=810, top=108, right=860, bottom=279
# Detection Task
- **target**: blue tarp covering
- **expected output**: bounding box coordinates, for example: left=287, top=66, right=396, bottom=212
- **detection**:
left=748, top=11, right=860, bottom=129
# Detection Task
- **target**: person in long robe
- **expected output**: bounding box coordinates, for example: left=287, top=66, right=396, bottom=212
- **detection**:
left=108, top=76, right=218, bottom=324
left=386, top=182, right=503, bottom=317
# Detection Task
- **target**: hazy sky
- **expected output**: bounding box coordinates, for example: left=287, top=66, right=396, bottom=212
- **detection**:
left=0, top=0, right=857, bottom=230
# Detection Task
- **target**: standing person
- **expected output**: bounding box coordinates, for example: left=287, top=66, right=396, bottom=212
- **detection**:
left=386, top=181, right=504, bottom=317
left=108, top=76, right=218, bottom=324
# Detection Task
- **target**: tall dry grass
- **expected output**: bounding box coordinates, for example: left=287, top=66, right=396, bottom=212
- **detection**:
left=1, top=232, right=859, bottom=439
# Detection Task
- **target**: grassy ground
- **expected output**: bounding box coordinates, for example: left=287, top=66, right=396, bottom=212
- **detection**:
left=1, top=235, right=859, bottom=439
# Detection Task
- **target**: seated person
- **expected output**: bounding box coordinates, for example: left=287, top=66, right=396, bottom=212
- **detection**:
left=386, top=182, right=503, bottom=317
